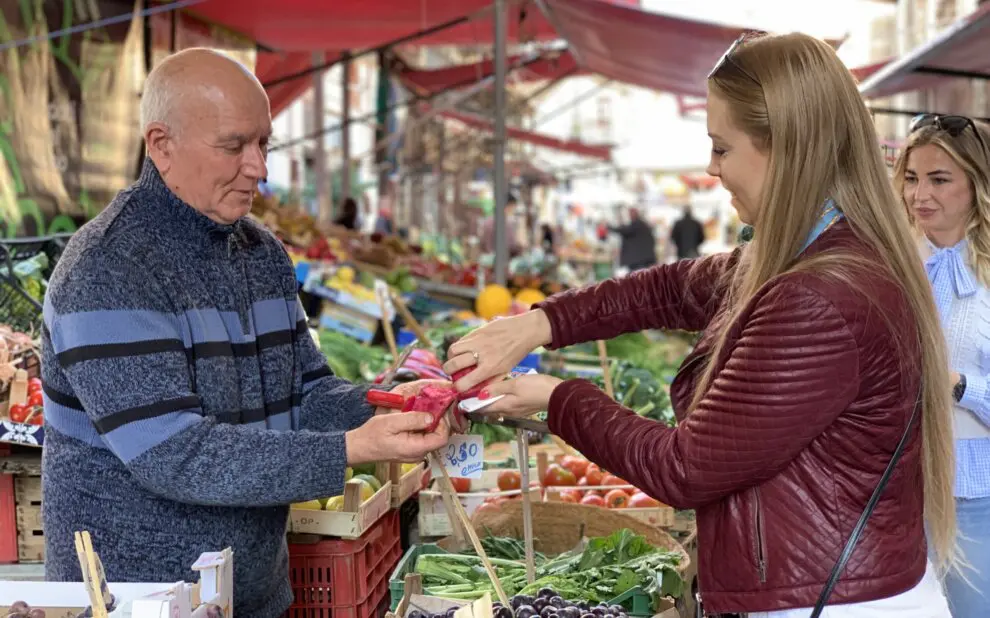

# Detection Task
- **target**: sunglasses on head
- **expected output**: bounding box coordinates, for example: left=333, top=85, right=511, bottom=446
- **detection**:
left=708, top=30, right=768, bottom=82
left=909, top=114, right=989, bottom=155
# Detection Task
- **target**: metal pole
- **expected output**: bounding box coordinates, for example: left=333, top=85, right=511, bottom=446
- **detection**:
left=313, top=52, right=330, bottom=222
left=493, top=0, right=509, bottom=286
left=341, top=52, right=352, bottom=204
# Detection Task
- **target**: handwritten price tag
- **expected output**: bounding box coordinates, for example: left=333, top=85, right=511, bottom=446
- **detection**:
left=432, top=434, right=484, bottom=479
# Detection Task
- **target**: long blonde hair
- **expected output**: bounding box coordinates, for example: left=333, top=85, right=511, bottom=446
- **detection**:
left=893, top=120, right=990, bottom=287
left=701, top=32, right=957, bottom=568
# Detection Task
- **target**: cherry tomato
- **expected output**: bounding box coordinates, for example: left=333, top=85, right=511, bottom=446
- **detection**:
left=26, top=378, right=42, bottom=395
left=628, top=492, right=661, bottom=508
left=580, top=494, right=606, bottom=507
left=27, top=413, right=43, bottom=426
left=542, top=464, right=577, bottom=487
left=450, top=477, right=471, bottom=493
left=560, top=456, right=589, bottom=479
left=497, top=470, right=521, bottom=492
left=583, top=465, right=603, bottom=486
left=605, top=489, right=630, bottom=509
left=8, top=404, right=28, bottom=424
left=27, top=392, right=43, bottom=409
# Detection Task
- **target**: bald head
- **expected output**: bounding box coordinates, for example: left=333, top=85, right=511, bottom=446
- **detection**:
left=141, top=48, right=268, bottom=136
left=142, top=48, right=272, bottom=225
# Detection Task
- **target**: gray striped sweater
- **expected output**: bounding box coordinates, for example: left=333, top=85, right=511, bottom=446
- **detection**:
left=40, top=160, right=373, bottom=618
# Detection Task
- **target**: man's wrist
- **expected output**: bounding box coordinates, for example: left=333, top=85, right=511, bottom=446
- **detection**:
left=345, top=426, right=373, bottom=466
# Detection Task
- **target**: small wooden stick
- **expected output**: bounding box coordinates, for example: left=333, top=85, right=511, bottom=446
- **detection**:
left=378, top=292, right=399, bottom=358
left=550, top=435, right=581, bottom=458
left=597, top=340, right=614, bottom=398
left=395, top=573, right=422, bottom=618
left=517, top=430, right=536, bottom=584
left=429, top=451, right=511, bottom=608
left=391, top=290, right=432, bottom=348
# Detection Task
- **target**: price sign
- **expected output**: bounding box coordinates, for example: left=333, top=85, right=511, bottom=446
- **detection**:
left=432, top=434, right=484, bottom=478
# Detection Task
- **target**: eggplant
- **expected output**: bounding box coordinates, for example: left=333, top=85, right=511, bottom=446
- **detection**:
left=391, top=368, right=421, bottom=383
left=516, top=606, right=538, bottom=618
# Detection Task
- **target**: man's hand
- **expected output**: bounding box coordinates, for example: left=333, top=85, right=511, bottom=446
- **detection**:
left=346, top=413, right=450, bottom=465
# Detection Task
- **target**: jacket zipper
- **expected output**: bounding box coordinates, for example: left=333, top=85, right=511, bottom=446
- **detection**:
left=754, top=487, right=768, bottom=583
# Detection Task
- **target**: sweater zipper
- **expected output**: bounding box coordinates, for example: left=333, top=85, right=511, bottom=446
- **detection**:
left=754, top=487, right=768, bottom=583
left=228, top=236, right=252, bottom=334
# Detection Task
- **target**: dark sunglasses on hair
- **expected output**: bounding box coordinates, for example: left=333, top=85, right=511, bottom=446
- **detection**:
left=708, top=30, right=768, bottom=82
left=909, top=113, right=989, bottom=155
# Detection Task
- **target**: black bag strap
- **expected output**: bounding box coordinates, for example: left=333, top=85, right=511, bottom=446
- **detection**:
left=809, top=398, right=922, bottom=617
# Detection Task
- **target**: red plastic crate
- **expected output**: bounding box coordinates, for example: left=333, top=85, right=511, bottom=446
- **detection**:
left=287, top=509, right=402, bottom=618
left=0, top=473, right=16, bottom=564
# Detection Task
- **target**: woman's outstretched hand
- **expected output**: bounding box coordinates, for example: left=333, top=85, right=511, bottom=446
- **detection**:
left=476, top=374, right=564, bottom=418
left=442, top=310, right=554, bottom=394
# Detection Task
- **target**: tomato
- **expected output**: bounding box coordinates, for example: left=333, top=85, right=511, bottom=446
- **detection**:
left=560, top=456, right=589, bottom=479
left=542, top=464, right=577, bottom=487
left=474, top=501, right=502, bottom=516
left=604, top=489, right=630, bottom=509
left=580, top=494, right=606, bottom=507
left=497, top=470, right=521, bottom=492
left=583, top=465, right=603, bottom=486
left=628, top=492, right=661, bottom=508
left=557, top=491, right=577, bottom=503
left=601, top=473, right=630, bottom=487
left=560, top=489, right=583, bottom=503
left=450, top=477, right=471, bottom=493
left=27, top=414, right=43, bottom=426
left=26, top=378, right=42, bottom=395
left=8, top=404, right=28, bottom=424
left=27, top=392, right=43, bottom=409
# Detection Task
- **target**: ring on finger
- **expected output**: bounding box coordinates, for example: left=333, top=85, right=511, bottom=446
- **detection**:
left=472, top=351, right=480, bottom=363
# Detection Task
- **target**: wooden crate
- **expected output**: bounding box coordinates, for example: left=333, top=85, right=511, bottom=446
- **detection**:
left=388, top=462, right=427, bottom=508
left=288, top=479, right=392, bottom=539
left=417, top=467, right=540, bottom=538
left=14, top=475, right=43, bottom=563
left=668, top=512, right=699, bottom=618
left=544, top=486, right=675, bottom=528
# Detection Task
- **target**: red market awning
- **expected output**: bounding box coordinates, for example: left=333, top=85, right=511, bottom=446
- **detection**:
left=859, top=3, right=990, bottom=99
left=256, top=51, right=337, bottom=117
left=850, top=59, right=890, bottom=84
left=538, top=0, right=751, bottom=97
left=399, top=51, right=583, bottom=96
left=182, top=0, right=558, bottom=52
left=438, top=109, right=613, bottom=161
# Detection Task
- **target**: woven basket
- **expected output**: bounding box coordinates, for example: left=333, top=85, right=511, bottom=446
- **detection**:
left=440, top=500, right=690, bottom=573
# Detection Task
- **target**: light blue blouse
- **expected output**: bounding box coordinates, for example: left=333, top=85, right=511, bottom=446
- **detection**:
left=923, top=237, right=990, bottom=499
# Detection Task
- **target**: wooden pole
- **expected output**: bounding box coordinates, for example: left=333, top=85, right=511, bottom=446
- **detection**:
left=597, top=340, right=614, bottom=398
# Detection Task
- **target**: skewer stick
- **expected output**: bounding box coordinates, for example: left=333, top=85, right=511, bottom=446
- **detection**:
left=550, top=435, right=581, bottom=458
left=597, top=340, right=614, bottom=398
left=377, top=290, right=399, bottom=358
left=391, top=290, right=432, bottom=348
left=517, top=430, right=536, bottom=584
left=429, top=451, right=511, bottom=608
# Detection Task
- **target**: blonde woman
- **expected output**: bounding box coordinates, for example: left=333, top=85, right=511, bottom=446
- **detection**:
left=443, top=33, right=956, bottom=617
left=895, top=114, right=990, bottom=618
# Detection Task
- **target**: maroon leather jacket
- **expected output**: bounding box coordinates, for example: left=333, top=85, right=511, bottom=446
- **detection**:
left=538, top=221, right=926, bottom=614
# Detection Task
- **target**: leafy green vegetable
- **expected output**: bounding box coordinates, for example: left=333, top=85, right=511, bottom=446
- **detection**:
left=412, top=529, right=683, bottom=610
left=318, top=329, right=390, bottom=382
left=459, top=531, right=547, bottom=563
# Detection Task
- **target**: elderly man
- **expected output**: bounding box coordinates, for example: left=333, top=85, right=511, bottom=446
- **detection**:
left=40, top=49, right=448, bottom=617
